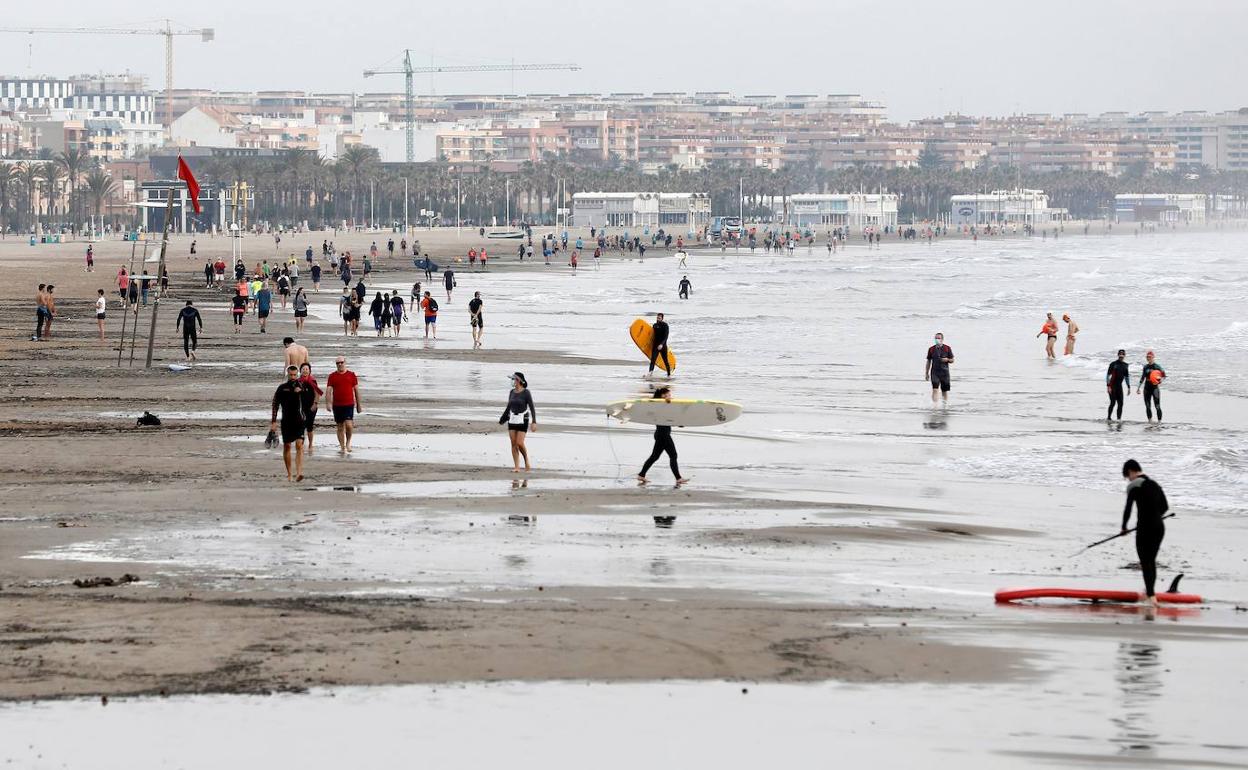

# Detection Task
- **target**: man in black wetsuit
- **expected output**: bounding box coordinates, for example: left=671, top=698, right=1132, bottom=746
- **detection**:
left=270, top=365, right=311, bottom=482
left=1121, top=459, right=1169, bottom=605
left=176, top=300, right=204, bottom=361
left=637, top=387, right=687, bottom=485
left=1106, top=349, right=1129, bottom=420
left=678, top=276, right=692, bottom=299
left=648, top=313, right=672, bottom=377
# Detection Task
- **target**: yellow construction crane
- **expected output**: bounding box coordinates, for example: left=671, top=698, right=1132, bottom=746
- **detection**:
left=0, top=20, right=214, bottom=127
left=364, top=51, right=580, bottom=162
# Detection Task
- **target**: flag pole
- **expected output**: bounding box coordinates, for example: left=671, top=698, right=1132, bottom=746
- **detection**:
left=144, top=179, right=177, bottom=368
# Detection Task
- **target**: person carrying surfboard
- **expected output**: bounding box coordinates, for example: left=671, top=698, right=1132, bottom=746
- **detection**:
left=648, top=313, right=673, bottom=378
left=1120, top=459, right=1169, bottom=607
left=637, top=387, right=686, bottom=486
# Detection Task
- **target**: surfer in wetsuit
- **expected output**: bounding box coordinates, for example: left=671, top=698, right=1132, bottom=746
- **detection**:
left=1106, top=349, right=1129, bottom=420
left=1120, top=459, right=1168, bottom=605
left=176, top=300, right=203, bottom=361
left=648, top=313, right=672, bottom=377
left=678, top=276, right=692, bottom=299
left=1137, top=350, right=1166, bottom=422
left=271, top=365, right=312, bottom=482
left=637, top=387, right=687, bottom=485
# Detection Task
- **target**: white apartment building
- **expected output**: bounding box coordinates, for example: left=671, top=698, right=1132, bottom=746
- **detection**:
left=1114, top=194, right=1207, bottom=225
left=1084, top=110, right=1248, bottom=171
left=0, top=76, right=74, bottom=112
left=783, top=193, right=899, bottom=231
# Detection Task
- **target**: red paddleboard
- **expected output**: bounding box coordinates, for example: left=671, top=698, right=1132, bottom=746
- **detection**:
left=994, top=588, right=1203, bottom=604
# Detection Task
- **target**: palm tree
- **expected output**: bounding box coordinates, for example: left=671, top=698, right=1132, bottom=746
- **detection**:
left=38, top=162, right=66, bottom=229
left=84, top=169, right=117, bottom=229
left=18, top=162, right=39, bottom=231
left=338, top=145, right=378, bottom=225
left=0, top=163, right=17, bottom=236
left=57, top=146, right=90, bottom=234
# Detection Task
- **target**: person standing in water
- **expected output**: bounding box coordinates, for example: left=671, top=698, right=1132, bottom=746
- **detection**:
left=1120, top=459, right=1169, bottom=606
left=1063, top=314, right=1079, bottom=356
left=1106, top=349, right=1129, bottom=421
left=648, top=313, right=673, bottom=378
left=498, top=372, right=536, bottom=472
left=637, top=387, right=687, bottom=485
left=678, top=275, right=692, bottom=299
left=924, top=331, right=954, bottom=405
left=1037, top=313, right=1058, bottom=359
left=1138, top=350, right=1166, bottom=422
left=469, top=291, right=484, bottom=349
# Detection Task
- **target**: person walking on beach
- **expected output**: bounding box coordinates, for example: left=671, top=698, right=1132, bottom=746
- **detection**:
left=283, top=337, right=310, bottom=370
left=42, top=286, right=56, bottom=339
left=95, top=289, right=107, bottom=344
left=256, top=282, right=273, bottom=333
left=469, top=291, right=484, bottom=349
left=1106, top=349, right=1129, bottom=421
left=648, top=313, right=673, bottom=378
left=421, top=291, right=439, bottom=339
left=498, top=372, right=536, bottom=472
left=369, top=292, right=385, bottom=336
left=1120, top=459, right=1169, bottom=606
left=85, top=244, right=94, bottom=272
left=32, top=283, right=49, bottom=342
left=293, top=287, right=309, bottom=333
left=678, top=275, right=692, bottom=299
left=311, top=262, right=322, bottom=293
left=231, top=289, right=247, bottom=333
left=1063, top=314, right=1079, bottom=356
left=390, top=293, right=405, bottom=337
left=1037, top=313, right=1058, bottom=359
left=1138, top=350, right=1166, bottom=422
left=270, top=365, right=311, bottom=482
left=325, top=356, right=362, bottom=454
left=176, top=300, right=203, bottom=361
left=298, top=362, right=322, bottom=455
left=925, top=331, right=954, bottom=405
left=637, top=387, right=687, bottom=485
left=443, top=268, right=456, bottom=302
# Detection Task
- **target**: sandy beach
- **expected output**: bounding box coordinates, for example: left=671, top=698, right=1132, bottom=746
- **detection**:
left=2, top=225, right=1246, bottom=767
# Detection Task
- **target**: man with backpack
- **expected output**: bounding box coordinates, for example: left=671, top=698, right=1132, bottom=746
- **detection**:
left=421, top=291, right=439, bottom=339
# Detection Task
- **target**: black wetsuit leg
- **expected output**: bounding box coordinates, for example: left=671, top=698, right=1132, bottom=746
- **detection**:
left=648, top=345, right=671, bottom=374
left=1136, top=524, right=1164, bottom=597
left=1144, top=385, right=1161, bottom=420
left=1108, top=387, right=1124, bottom=420
left=640, top=434, right=680, bottom=478
left=183, top=328, right=197, bottom=356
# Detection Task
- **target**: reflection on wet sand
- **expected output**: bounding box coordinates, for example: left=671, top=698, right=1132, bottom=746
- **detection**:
left=1113, top=642, right=1163, bottom=757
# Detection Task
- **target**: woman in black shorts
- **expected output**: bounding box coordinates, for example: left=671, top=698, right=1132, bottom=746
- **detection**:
left=498, top=372, right=537, bottom=472
left=231, top=289, right=247, bottom=333
left=293, top=287, right=309, bottom=333
left=298, top=362, right=322, bottom=455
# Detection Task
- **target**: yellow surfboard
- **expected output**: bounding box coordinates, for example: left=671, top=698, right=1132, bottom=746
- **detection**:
left=629, top=318, right=677, bottom=374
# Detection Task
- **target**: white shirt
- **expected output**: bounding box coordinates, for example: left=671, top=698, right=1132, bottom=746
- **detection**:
left=95, top=297, right=106, bottom=315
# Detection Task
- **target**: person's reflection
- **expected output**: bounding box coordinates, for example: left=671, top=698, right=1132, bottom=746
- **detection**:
left=511, top=478, right=528, bottom=491
left=1112, top=642, right=1163, bottom=757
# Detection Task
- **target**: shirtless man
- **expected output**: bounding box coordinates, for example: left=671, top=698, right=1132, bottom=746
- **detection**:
left=1036, top=313, right=1058, bottom=359
left=283, top=336, right=310, bottom=369
left=1063, top=314, right=1079, bottom=356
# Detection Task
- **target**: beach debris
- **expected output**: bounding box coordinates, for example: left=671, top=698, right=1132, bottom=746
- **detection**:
left=135, top=411, right=162, bottom=427
left=282, top=514, right=318, bottom=530
left=56, top=521, right=88, bottom=528
left=73, top=573, right=140, bottom=588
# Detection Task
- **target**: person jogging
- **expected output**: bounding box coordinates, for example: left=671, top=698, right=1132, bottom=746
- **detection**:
left=325, top=356, right=362, bottom=454
left=678, top=276, right=692, bottom=299
left=1120, top=459, right=1169, bottom=606
left=270, top=365, right=312, bottom=482
left=1138, top=350, right=1166, bottom=422
left=637, top=387, right=687, bottom=485
left=648, top=313, right=672, bottom=378
left=1106, top=349, right=1129, bottom=420
left=498, top=372, right=536, bottom=473
left=469, top=291, right=484, bottom=349
left=924, top=332, right=954, bottom=405
left=176, top=300, right=203, bottom=361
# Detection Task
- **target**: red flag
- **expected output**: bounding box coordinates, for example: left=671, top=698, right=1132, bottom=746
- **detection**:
left=177, top=155, right=202, bottom=214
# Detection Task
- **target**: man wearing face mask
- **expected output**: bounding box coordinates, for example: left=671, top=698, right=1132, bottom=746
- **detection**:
left=924, top=332, right=954, bottom=405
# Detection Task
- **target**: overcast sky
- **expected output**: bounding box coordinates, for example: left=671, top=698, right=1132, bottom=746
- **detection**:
left=3, top=0, right=1246, bottom=120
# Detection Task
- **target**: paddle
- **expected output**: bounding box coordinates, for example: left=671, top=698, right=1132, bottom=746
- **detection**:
left=1071, top=513, right=1175, bottom=557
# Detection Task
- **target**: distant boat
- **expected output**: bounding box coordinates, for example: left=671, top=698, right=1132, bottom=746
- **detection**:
left=485, top=230, right=525, bottom=240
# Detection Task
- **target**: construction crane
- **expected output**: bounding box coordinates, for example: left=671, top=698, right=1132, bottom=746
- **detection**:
left=0, top=20, right=214, bottom=128
left=363, top=50, right=580, bottom=163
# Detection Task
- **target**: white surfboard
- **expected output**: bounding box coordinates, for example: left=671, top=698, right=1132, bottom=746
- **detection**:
left=606, top=398, right=742, bottom=427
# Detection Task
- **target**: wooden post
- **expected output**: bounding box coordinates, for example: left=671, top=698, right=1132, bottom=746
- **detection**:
left=144, top=186, right=177, bottom=368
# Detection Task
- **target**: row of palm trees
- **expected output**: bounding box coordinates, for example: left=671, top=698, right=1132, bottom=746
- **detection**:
left=5, top=145, right=1245, bottom=234
left=0, top=147, right=116, bottom=234
left=192, top=149, right=1248, bottom=228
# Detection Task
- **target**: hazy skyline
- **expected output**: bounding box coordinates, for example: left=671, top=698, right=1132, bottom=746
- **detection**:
left=2, top=0, right=1246, bottom=121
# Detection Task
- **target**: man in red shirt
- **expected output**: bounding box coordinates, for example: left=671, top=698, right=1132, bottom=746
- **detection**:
left=324, top=356, right=363, bottom=453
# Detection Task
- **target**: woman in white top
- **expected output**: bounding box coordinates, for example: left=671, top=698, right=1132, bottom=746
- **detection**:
left=95, top=289, right=107, bottom=344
